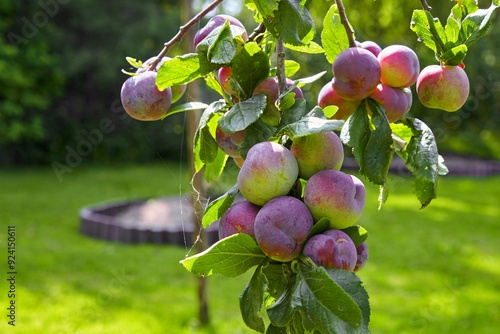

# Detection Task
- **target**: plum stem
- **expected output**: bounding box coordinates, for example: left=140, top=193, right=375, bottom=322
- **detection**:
left=335, top=0, right=356, bottom=48
left=420, top=0, right=432, bottom=12
left=247, top=22, right=267, bottom=43
left=148, top=0, right=224, bottom=71
left=276, top=39, right=288, bottom=95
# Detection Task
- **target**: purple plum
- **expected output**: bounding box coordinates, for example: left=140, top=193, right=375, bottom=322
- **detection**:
left=218, top=201, right=261, bottom=239
left=303, top=229, right=358, bottom=271
left=254, top=196, right=313, bottom=262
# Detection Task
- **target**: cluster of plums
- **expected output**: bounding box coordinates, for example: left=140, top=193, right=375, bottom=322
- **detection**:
left=319, top=40, right=470, bottom=118
left=318, top=42, right=417, bottom=122
left=218, top=135, right=368, bottom=272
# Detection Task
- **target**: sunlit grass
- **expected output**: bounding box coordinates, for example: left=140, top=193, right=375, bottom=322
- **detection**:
left=0, top=164, right=499, bottom=333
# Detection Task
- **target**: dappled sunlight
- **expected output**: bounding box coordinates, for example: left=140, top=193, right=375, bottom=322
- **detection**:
left=461, top=244, right=500, bottom=278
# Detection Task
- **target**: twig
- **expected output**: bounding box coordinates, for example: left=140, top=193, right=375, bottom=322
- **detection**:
left=335, top=0, right=356, bottom=48
left=148, top=0, right=224, bottom=71
left=276, top=39, right=287, bottom=95
left=247, top=22, right=266, bottom=42
left=420, top=0, right=432, bottom=11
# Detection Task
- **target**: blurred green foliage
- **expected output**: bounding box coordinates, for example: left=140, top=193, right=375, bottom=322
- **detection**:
left=0, top=1, right=63, bottom=147
left=1, top=0, right=189, bottom=165
left=1, top=0, right=499, bottom=165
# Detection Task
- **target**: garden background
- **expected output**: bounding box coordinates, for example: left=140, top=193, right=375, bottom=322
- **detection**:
left=1, top=0, right=499, bottom=333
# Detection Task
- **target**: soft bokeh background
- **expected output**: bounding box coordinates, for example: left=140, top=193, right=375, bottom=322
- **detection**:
left=1, top=0, right=499, bottom=333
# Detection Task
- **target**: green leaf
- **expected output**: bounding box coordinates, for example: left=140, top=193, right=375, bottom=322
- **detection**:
left=438, top=155, right=449, bottom=176
left=323, top=105, right=339, bottom=119
left=279, top=99, right=307, bottom=128
left=326, top=269, right=370, bottom=334
left=156, top=53, right=219, bottom=90
left=205, top=72, right=228, bottom=98
left=280, top=116, right=344, bottom=140
left=277, top=93, right=296, bottom=112
left=340, top=103, right=370, bottom=162
left=161, top=102, right=209, bottom=120
left=202, top=184, right=239, bottom=228
left=298, top=263, right=363, bottom=331
left=194, top=130, right=204, bottom=172
left=208, top=22, right=240, bottom=64
left=306, top=217, right=330, bottom=239
left=265, top=324, right=287, bottom=334
left=398, top=118, right=440, bottom=208
left=230, top=42, right=271, bottom=99
left=252, top=0, right=280, bottom=19
left=265, top=0, right=315, bottom=46
left=340, top=100, right=394, bottom=197
left=205, top=148, right=229, bottom=183
left=196, top=20, right=245, bottom=63
left=363, top=99, right=394, bottom=187
left=275, top=81, right=299, bottom=111
left=193, top=104, right=224, bottom=173
left=461, top=0, right=480, bottom=15
left=207, top=107, right=221, bottom=138
left=238, top=120, right=277, bottom=159
left=260, top=32, right=276, bottom=57
left=321, top=5, right=350, bottom=64
left=340, top=225, right=368, bottom=248
left=378, top=186, right=389, bottom=211
left=263, top=263, right=288, bottom=299
left=198, top=100, right=226, bottom=129
left=240, top=262, right=269, bottom=333
left=390, top=122, right=413, bottom=152
left=121, top=69, right=140, bottom=76
left=462, top=3, right=500, bottom=47
left=410, top=10, right=447, bottom=54
left=284, top=41, right=325, bottom=54
left=126, top=56, right=143, bottom=68
left=266, top=313, right=304, bottom=334
left=218, top=94, right=267, bottom=133
left=267, top=274, right=300, bottom=327
left=277, top=81, right=299, bottom=103
left=270, top=60, right=301, bottom=77
left=307, top=106, right=326, bottom=118
left=199, top=127, right=218, bottom=164
left=438, top=44, right=468, bottom=66
left=445, top=15, right=461, bottom=45
left=180, top=233, right=266, bottom=277
left=296, top=71, right=327, bottom=87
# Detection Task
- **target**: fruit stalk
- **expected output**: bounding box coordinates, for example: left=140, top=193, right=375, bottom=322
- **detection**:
left=148, top=0, right=224, bottom=71
left=335, top=0, right=356, bottom=48
left=420, top=0, right=432, bottom=12
left=276, top=39, right=288, bottom=95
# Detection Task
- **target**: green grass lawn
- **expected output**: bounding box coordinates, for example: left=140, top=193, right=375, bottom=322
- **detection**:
left=0, top=163, right=499, bottom=334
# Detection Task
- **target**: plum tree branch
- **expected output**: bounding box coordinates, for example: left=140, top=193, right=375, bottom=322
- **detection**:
left=247, top=22, right=266, bottom=42
left=420, top=0, right=432, bottom=12
left=335, top=0, right=356, bottom=48
left=276, top=39, right=287, bottom=95
left=148, top=0, right=224, bottom=71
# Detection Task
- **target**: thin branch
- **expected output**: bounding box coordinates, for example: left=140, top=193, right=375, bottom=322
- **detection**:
left=247, top=22, right=267, bottom=42
left=148, top=0, right=224, bottom=71
left=276, top=39, right=287, bottom=95
left=335, top=0, right=356, bottom=48
left=420, top=0, right=432, bottom=12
